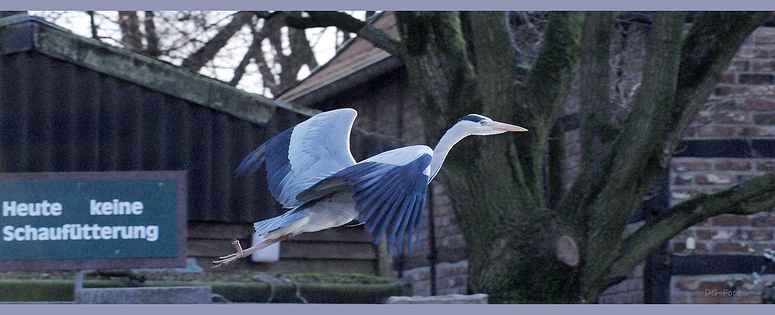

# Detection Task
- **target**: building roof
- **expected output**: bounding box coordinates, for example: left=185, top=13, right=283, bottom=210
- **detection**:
left=0, top=12, right=318, bottom=125
left=278, top=11, right=404, bottom=106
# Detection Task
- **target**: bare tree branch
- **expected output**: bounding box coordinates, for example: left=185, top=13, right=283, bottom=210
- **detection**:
left=557, top=11, right=615, bottom=222
left=337, top=28, right=352, bottom=49
left=519, top=12, right=583, bottom=206
left=229, top=31, right=263, bottom=86
left=610, top=171, right=775, bottom=279
left=255, top=14, right=286, bottom=95
left=285, top=11, right=406, bottom=60
left=118, top=11, right=143, bottom=52
left=582, top=12, right=686, bottom=300
left=144, top=11, right=161, bottom=57
left=604, top=10, right=775, bottom=284
left=284, top=19, right=318, bottom=79
left=181, top=11, right=254, bottom=72
left=285, top=11, right=365, bottom=32
left=87, top=11, right=99, bottom=40
left=662, top=11, right=775, bottom=163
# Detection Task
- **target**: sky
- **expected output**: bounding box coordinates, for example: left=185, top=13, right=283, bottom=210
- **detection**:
left=28, top=11, right=368, bottom=97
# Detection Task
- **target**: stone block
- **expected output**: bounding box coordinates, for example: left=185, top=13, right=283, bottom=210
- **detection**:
left=75, top=286, right=212, bottom=304
left=727, top=60, right=750, bottom=72
left=714, top=85, right=750, bottom=97
left=672, top=160, right=712, bottom=172
left=696, top=228, right=736, bottom=240
left=671, top=239, right=709, bottom=253
left=756, top=161, right=775, bottom=172
left=695, top=173, right=736, bottom=185
left=672, top=173, right=693, bottom=186
left=674, top=279, right=700, bottom=291
left=745, top=99, right=775, bottom=111
left=714, top=159, right=752, bottom=171
left=754, top=31, right=775, bottom=45
left=755, top=113, right=775, bottom=125
left=697, top=125, right=738, bottom=137
left=751, top=216, right=775, bottom=227
left=385, top=293, right=488, bottom=304
left=721, top=72, right=735, bottom=84
left=713, top=242, right=751, bottom=253
left=741, top=229, right=774, bottom=241
left=736, top=46, right=770, bottom=58
left=712, top=215, right=750, bottom=226
left=751, top=60, right=775, bottom=72
left=740, top=125, right=775, bottom=136
left=739, top=73, right=774, bottom=85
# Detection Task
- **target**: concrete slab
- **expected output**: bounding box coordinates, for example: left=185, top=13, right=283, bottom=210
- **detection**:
left=75, top=286, right=212, bottom=304
left=384, top=293, right=488, bottom=304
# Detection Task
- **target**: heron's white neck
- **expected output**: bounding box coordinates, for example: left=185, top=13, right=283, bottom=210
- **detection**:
left=429, top=123, right=472, bottom=182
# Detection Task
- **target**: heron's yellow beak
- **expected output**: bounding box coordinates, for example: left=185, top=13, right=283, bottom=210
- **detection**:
left=488, top=121, right=528, bottom=132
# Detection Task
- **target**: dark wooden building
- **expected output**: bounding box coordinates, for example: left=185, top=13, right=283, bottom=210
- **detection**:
left=0, top=12, right=386, bottom=276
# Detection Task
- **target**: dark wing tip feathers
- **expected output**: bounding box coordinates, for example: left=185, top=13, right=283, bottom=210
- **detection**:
left=236, top=126, right=294, bottom=178
left=235, top=143, right=267, bottom=177
left=342, top=154, right=431, bottom=255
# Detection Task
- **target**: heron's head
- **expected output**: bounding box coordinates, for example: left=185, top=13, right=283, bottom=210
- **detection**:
left=457, top=114, right=528, bottom=136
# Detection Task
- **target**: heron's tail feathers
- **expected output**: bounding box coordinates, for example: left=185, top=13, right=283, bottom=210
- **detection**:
left=253, top=208, right=307, bottom=236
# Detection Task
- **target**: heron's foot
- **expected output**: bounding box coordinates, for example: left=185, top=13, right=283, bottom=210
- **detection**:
left=212, top=253, right=243, bottom=268
left=212, top=239, right=245, bottom=268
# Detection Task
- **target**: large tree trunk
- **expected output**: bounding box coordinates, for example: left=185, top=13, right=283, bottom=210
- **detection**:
left=390, top=11, right=775, bottom=303
left=393, top=11, right=584, bottom=303
left=287, top=10, right=775, bottom=303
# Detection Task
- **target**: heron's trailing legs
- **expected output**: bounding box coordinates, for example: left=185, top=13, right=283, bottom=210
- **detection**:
left=212, top=237, right=283, bottom=268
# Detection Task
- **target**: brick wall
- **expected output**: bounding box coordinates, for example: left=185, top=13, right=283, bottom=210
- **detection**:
left=598, top=222, right=646, bottom=303
left=400, top=260, right=470, bottom=296
left=598, top=263, right=645, bottom=303
left=670, top=158, right=775, bottom=255
left=672, top=274, right=775, bottom=303
left=400, top=180, right=470, bottom=296
left=662, top=27, right=775, bottom=303
left=572, top=26, right=775, bottom=304
left=428, top=182, right=467, bottom=250
left=669, top=26, right=775, bottom=259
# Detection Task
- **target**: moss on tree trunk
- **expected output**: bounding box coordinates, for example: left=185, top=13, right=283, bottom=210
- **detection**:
left=378, top=11, right=775, bottom=303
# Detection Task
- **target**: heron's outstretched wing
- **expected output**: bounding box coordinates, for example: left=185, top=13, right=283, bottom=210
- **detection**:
left=314, top=145, right=432, bottom=254
left=237, top=108, right=358, bottom=208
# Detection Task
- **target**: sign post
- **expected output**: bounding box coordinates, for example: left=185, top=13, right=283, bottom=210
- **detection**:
left=0, top=171, right=187, bottom=271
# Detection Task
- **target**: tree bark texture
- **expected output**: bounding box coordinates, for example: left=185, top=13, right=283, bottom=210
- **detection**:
left=287, top=10, right=775, bottom=303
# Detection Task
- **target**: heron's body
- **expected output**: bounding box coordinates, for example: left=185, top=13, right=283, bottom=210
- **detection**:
left=213, top=108, right=526, bottom=267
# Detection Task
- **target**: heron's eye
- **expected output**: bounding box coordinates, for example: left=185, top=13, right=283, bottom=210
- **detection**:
left=479, top=120, right=487, bottom=126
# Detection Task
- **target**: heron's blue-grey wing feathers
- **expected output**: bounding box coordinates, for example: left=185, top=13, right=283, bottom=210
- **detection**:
left=329, top=146, right=432, bottom=254
left=237, top=108, right=358, bottom=208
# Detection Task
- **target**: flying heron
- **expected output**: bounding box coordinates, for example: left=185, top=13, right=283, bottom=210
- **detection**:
left=213, top=108, right=527, bottom=267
